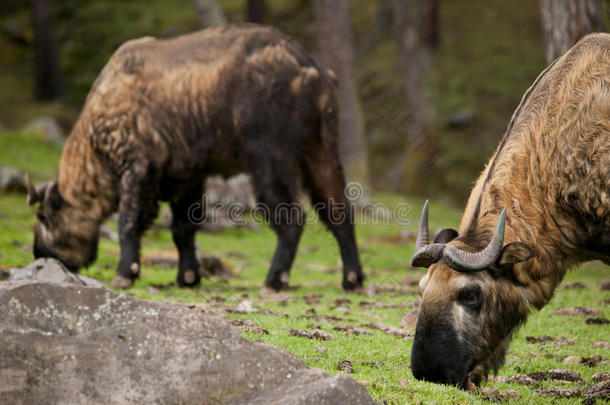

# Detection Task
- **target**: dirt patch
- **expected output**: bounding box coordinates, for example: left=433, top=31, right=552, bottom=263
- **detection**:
left=554, top=307, right=600, bottom=317
left=331, top=298, right=352, bottom=307
left=259, top=292, right=294, bottom=303
left=585, top=317, right=609, bottom=325
left=359, top=322, right=413, bottom=339
left=297, top=314, right=353, bottom=323
left=358, top=300, right=417, bottom=310
left=563, top=355, right=581, bottom=364
left=563, top=282, right=587, bottom=289
left=228, top=319, right=269, bottom=335
left=259, top=309, right=289, bottom=317
left=337, top=360, right=354, bottom=373
left=140, top=252, right=235, bottom=279
left=509, top=374, right=539, bottom=387
left=333, top=306, right=350, bottom=314
left=526, top=335, right=554, bottom=343
left=363, top=283, right=415, bottom=295
left=302, top=293, right=324, bottom=305
left=580, top=356, right=604, bottom=367
left=224, top=250, right=248, bottom=260
left=593, top=341, right=610, bottom=349
left=332, top=325, right=373, bottom=336
left=539, top=336, right=575, bottom=349
left=479, top=387, right=520, bottom=402
left=288, top=328, right=332, bottom=341
left=534, top=388, right=580, bottom=398
left=601, top=281, right=610, bottom=291
left=528, top=369, right=582, bottom=382
left=592, top=373, right=610, bottom=382
left=583, top=380, right=610, bottom=401
left=226, top=307, right=288, bottom=317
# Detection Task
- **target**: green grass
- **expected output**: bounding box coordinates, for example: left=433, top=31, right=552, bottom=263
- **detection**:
left=1, top=129, right=608, bottom=404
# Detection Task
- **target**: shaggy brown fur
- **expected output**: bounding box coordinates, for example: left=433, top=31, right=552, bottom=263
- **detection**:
left=29, top=24, right=364, bottom=290
left=412, top=33, right=609, bottom=388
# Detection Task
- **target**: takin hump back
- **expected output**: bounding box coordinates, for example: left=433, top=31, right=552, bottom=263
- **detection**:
left=410, top=32, right=609, bottom=389
left=27, top=24, right=364, bottom=291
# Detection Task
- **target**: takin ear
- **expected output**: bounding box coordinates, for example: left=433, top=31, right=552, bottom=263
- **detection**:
left=26, top=174, right=49, bottom=206
left=434, top=228, right=459, bottom=244
left=45, top=181, right=65, bottom=211
left=496, top=242, right=534, bottom=268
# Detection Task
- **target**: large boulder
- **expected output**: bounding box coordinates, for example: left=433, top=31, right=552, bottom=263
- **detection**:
left=23, top=116, right=65, bottom=145
left=0, top=166, right=26, bottom=193
left=0, top=276, right=377, bottom=404
left=8, top=257, right=106, bottom=288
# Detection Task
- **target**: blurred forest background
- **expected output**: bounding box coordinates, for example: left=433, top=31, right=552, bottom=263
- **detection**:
left=1, top=0, right=609, bottom=205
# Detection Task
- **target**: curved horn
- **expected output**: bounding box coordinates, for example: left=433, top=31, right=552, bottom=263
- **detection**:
left=411, top=200, right=446, bottom=268
left=442, top=208, right=507, bottom=272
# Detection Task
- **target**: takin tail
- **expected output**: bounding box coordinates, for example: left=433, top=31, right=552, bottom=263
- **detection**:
left=318, top=68, right=339, bottom=143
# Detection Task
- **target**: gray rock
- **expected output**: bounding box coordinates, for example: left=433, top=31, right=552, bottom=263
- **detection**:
left=24, top=116, right=65, bottom=145
left=0, top=166, right=26, bottom=193
left=8, top=257, right=106, bottom=288
left=0, top=281, right=377, bottom=405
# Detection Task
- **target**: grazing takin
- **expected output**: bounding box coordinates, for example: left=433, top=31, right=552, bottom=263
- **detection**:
left=27, top=24, right=364, bottom=291
left=410, top=33, right=609, bottom=388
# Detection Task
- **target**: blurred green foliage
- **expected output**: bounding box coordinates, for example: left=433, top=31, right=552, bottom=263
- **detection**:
left=0, top=0, right=608, bottom=203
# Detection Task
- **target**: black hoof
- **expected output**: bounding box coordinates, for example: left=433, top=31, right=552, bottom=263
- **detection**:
left=342, top=271, right=364, bottom=291
left=264, top=271, right=290, bottom=291
left=177, top=269, right=201, bottom=287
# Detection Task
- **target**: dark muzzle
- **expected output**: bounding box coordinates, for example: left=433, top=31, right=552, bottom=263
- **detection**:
left=411, top=316, right=474, bottom=389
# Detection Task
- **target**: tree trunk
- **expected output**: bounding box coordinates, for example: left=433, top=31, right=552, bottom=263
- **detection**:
left=313, top=0, right=369, bottom=191
left=420, top=0, right=439, bottom=49
left=246, top=0, right=267, bottom=24
left=193, top=0, right=226, bottom=28
left=32, top=0, right=62, bottom=101
left=389, top=0, right=440, bottom=191
left=539, top=0, right=603, bottom=65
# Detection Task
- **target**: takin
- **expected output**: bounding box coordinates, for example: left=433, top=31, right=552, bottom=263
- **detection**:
left=410, top=33, right=609, bottom=388
left=26, top=24, right=365, bottom=291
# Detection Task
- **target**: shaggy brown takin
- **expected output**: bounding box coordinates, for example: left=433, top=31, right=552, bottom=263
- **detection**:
left=27, top=24, right=364, bottom=291
left=410, top=33, right=609, bottom=388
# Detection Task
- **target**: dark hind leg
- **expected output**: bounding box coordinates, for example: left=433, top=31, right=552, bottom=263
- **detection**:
left=252, top=164, right=305, bottom=291
left=170, top=179, right=204, bottom=287
left=111, top=167, right=160, bottom=289
left=302, top=150, right=364, bottom=290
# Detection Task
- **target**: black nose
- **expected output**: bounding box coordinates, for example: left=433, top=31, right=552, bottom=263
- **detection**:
left=33, top=240, right=47, bottom=259
left=411, top=323, right=473, bottom=389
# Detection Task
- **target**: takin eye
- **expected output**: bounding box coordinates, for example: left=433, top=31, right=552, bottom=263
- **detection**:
left=457, top=285, right=483, bottom=311
left=36, top=212, right=49, bottom=227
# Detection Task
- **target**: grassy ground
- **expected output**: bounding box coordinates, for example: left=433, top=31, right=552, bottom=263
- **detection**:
left=1, top=129, right=608, bottom=404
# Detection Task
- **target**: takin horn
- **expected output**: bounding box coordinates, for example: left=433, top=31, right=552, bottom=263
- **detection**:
left=442, top=208, right=507, bottom=272
left=411, top=200, right=446, bottom=268
left=410, top=200, right=507, bottom=272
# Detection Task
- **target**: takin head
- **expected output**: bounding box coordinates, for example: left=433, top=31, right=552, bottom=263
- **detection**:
left=410, top=201, right=535, bottom=388
left=27, top=175, right=99, bottom=271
